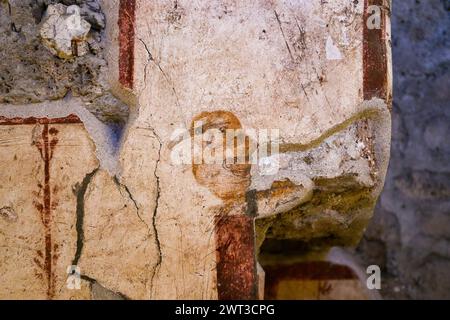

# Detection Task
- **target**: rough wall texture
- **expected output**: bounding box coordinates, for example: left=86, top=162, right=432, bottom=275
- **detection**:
left=0, top=0, right=128, bottom=124
left=1, top=0, right=392, bottom=300
left=356, top=0, right=450, bottom=299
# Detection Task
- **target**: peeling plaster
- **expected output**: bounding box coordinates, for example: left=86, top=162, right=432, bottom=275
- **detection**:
left=0, top=98, right=122, bottom=175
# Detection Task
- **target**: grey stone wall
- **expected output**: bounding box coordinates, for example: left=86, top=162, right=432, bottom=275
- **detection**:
left=0, top=0, right=128, bottom=124
left=356, top=0, right=450, bottom=299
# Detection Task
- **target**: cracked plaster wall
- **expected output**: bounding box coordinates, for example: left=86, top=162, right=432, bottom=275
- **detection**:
left=0, top=0, right=393, bottom=300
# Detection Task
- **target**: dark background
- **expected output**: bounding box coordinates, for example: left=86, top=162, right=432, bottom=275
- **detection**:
left=356, top=0, right=450, bottom=299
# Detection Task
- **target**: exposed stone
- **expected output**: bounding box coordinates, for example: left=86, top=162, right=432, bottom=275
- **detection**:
left=0, top=0, right=128, bottom=125
left=40, top=4, right=91, bottom=59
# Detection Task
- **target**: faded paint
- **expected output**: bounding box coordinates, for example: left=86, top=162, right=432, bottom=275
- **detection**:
left=264, top=261, right=369, bottom=300
left=118, top=0, right=136, bottom=89
left=0, top=117, right=98, bottom=299
left=0, top=0, right=392, bottom=300
left=363, top=0, right=390, bottom=102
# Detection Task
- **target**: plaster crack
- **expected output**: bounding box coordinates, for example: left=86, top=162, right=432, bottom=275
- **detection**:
left=113, top=176, right=151, bottom=236
left=72, top=167, right=99, bottom=266
left=147, top=126, right=163, bottom=298
left=274, top=10, right=294, bottom=62
left=138, top=38, right=180, bottom=107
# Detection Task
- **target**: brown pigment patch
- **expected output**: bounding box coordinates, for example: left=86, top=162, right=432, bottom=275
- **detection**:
left=118, top=0, right=136, bottom=89
left=215, top=215, right=257, bottom=300
left=363, top=0, right=389, bottom=102
left=191, top=111, right=251, bottom=201
left=191, top=111, right=257, bottom=299
left=0, top=114, right=81, bottom=125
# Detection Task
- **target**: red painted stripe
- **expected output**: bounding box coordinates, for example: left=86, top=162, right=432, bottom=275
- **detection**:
left=0, top=114, right=82, bottom=125
left=215, top=215, right=258, bottom=300
left=363, top=0, right=389, bottom=101
left=42, top=123, right=54, bottom=299
left=118, top=0, right=136, bottom=89
left=33, top=124, right=56, bottom=299
left=264, top=261, right=359, bottom=299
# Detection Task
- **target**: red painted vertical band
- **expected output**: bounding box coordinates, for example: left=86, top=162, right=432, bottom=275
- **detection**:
left=118, top=0, right=136, bottom=89
left=33, top=123, right=55, bottom=299
left=215, top=215, right=257, bottom=300
left=41, top=123, right=54, bottom=299
left=363, top=0, right=389, bottom=101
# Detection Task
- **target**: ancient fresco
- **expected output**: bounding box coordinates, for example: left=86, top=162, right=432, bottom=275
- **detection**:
left=0, top=0, right=392, bottom=299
